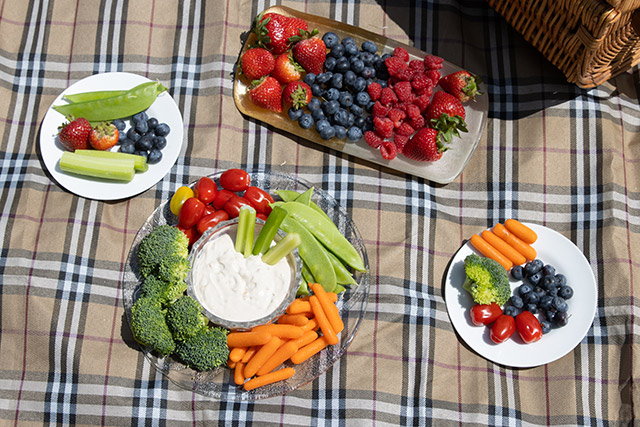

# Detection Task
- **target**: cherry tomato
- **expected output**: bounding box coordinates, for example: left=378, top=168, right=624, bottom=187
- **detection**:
left=223, top=195, right=252, bottom=218
left=178, top=197, right=206, bottom=229
left=197, top=210, right=230, bottom=235
left=470, top=303, right=503, bottom=326
left=515, top=311, right=543, bottom=344
left=170, top=186, right=194, bottom=216
left=490, top=314, right=516, bottom=344
left=243, top=186, right=275, bottom=215
left=212, top=189, right=236, bottom=210
left=177, top=225, right=199, bottom=247
left=219, top=168, right=250, bottom=192
left=193, top=176, right=218, bottom=204
left=203, top=203, right=217, bottom=216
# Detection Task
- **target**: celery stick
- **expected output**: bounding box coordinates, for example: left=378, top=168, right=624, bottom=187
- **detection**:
left=252, top=206, right=287, bottom=256
left=243, top=207, right=256, bottom=257
left=73, top=149, right=148, bottom=172
left=235, top=205, right=256, bottom=255
left=59, top=152, right=135, bottom=182
left=262, top=232, right=301, bottom=266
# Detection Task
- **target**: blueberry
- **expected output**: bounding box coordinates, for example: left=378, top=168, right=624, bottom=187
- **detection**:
left=363, top=115, right=374, bottom=131
left=298, top=114, right=314, bottom=129
left=322, top=99, right=340, bottom=116
left=303, top=73, right=317, bottom=85
left=361, top=67, right=376, bottom=79
left=355, top=91, right=371, bottom=107
left=132, top=111, right=148, bottom=123
left=351, top=59, right=365, bottom=74
left=341, top=36, right=356, bottom=46
left=559, top=285, right=574, bottom=299
left=324, top=56, right=337, bottom=71
left=152, top=135, right=167, bottom=149
left=554, top=310, right=569, bottom=326
left=155, top=123, right=170, bottom=137
left=518, top=283, right=533, bottom=296
left=504, top=305, right=519, bottom=317
left=344, top=43, right=359, bottom=57
left=322, top=32, right=340, bottom=49
left=539, top=295, right=554, bottom=310
left=552, top=296, right=568, bottom=312
left=381, top=53, right=392, bottom=61
left=136, top=134, right=153, bottom=151
left=542, top=264, right=556, bottom=277
left=147, top=148, right=162, bottom=164
left=134, top=150, right=148, bottom=159
left=360, top=52, right=375, bottom=66
left=554, top=274, right=567, bottom=287
left=353, top=77, right=367, bottom=93
left=378, top=78, right=389, bottom=87
left=540, top=320, right=552, bottom=334
left=511, top=265, right=524, bottom=280
left=112, top=118, right=126, bottom=131
left=311, top=84, right=325, bottom=97
left=333, top=125, right=347, bottom=139
left=509, top=295, right=524, bottom=309
left=330, top=73, right=344, bottom=89
left=288, top=107, right=304, bottom=121
left=335, top=57, right=350, bottom=74
left=311, top=108, right=326, bottom=122
left=545, top=309, right=557, bottom=323
left=353, top=116, right=366, bottom=129
left=307, top=97, right=322, bottom=112
left=333, top=109, right=350, bottom=127
left=346, top=126, right=363, bottom=141
left=338, top=91, right=353, bottom=108
left=316, top=72, right=333, bottom=85
left=535, top=287, right=546, bottom=298
left=524, top=259, right=543, bottom=276
left=126, top=127, right=141, bottom=142
left=326, top=88, right=340, bottom=101
left=119, top=141, right=135, bottom=154
left=147, top=117, right=158, bottom=129
left=524, top=291, right=540, bottom=304
left=525, top=303, right=539, bottom=314
left=315, top=119, right=331, bottom=133
left=547, top=285, right=559, bottom=296
left=541, top=275, right=556, bottom=290
left=329, top=44, right=345, bottom=58
left=319, top=125, right=336, bottom=140
left=118, top=130, right=128, bottom=142
left=362, top=40, right=378, bottom=53
left=343, top=70, right=357, bottom=87
left=350, top=104, right=363, bottom=117
left=528, top=271, right=543, bottom=286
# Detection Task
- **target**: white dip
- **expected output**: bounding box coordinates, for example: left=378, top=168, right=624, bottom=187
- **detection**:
left=192, top=233, right=291, bottom=322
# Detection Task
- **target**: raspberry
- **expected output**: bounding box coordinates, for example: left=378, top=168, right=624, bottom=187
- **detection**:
left=364, top=130, right=384, bottom=148
left=384, top=56, right=408, bottom=77
left=405, top=103, right=421, bottom=119
left=423, top=55, right=444, bottom=70
left=425, top=69, right=441, bottom=86
left=414, top=93, right=431, bottom=112
left=372, top=101, right=391, bottom=118
left=393, top=134, right=410, bottom=153
left=380, top=139, right=398, bottom=160
left=373, top=116, right=395, bottom=139
left=409, top=114, right=426, bottom=129
left=367, top=82, right=382, bottom=101
left=388, top=108, right=407, bottom=127
left=393, top=47, right=410, bottom=62
left=393, top=81, right=414, bottom=103
left=397, top=68, right=416, bottom=82
left=396, top=122, right=415, bottom=136
left=380, top=87, right=398, bottom=105
left=409, top=59, right=424, bottom=70
left=411, top=73, right=432, bottom=91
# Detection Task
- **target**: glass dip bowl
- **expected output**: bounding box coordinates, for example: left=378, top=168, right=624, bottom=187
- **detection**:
left=187, top=217, right=302, bottom=331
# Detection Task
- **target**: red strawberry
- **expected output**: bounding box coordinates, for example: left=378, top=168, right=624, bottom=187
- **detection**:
left=253, top=12, right=308, bottom=54
left=403, top=128, right=445, bottom=162
left=393, top=81, right=414, bottom=103
left=240, top=47, right=275, bottom=81
left=291, top=29, right=326, bottom=75
left=281, top=81, right=312, bottom=109
left=379, top=139, right=398, bottom=160
left=57, top=116, right=92, bottom=151
left=439, top=70, right=482, bottom=103
left=373, top=117, right=394, bottom=139
left=89, top=122, right=119, bottom=151
left=249, top=76, right=283, bottom=112
left=364, top=130, right=383, bottom=148
left=393, top=47, right=410, bottom=62
left=423, top=55, right=444, bottom=70
left=426, top=91, right=466, bottom=122
left=384, top=56, right=408, bottom=77
left=271, top=53, right=304, bottom=84
left=367, top=82, right=382, bottom=101
left=380, top=87, right=398, bottom=106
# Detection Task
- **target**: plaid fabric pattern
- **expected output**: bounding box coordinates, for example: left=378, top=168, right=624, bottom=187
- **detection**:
left=0, top=0, right=637, bottom=425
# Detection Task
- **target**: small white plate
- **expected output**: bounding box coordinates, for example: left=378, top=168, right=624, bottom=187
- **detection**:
left=39, top=72, right=184, bottom=200
left=444, top=223, right=598, bottom=368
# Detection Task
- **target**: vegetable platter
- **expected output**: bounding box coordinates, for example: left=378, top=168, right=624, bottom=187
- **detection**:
left=39, top=72, right=184, bottom=200
left=122, top=170, right=370, bottom=400
left=233, top=6, right=488, bottom=184
left=443, top=223, right=597, bottom=368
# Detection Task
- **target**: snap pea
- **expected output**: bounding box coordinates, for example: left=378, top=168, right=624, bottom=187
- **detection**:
left=301, top=261, right=316, bottom=285
left=64, top=90, right=127, bottom=103
left=280, top=217, right=336, bottom=292
left=274, top=190, right=331, bottom=221
left=53, top=81, right=167, bottom=121
left=278, top=201, right=365, bottom=272
left=326, top=250, right=357, bottom=285
left=294, top=187, right=314, bottom=205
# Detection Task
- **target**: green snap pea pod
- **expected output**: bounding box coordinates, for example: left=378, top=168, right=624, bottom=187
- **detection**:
left=280, top=217, right=336, bottom=292
left=53, top=81, right=167, bottom=121
left=333, top=284, right=346, bottom=294
left=274, top=190, right=330, bottom=221
left=301, top=261, right=316, bottom=285
left=64, top=90, right=128, bottom=103
left=294, top=187, right=314, bottom=205
left=278, top=202, right=366, bottom=272
left=297, top=279, right=310, bottom=297
left=326, top=250, right=357, bottom=285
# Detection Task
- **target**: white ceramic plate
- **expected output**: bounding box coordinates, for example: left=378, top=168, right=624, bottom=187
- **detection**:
left=39, top=72, right=184, bottom=200
left=444, top=223, right=597, bottom=368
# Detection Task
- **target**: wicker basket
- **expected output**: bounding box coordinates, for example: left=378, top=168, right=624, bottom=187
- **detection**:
left=487, top=0, right=640, bottom=88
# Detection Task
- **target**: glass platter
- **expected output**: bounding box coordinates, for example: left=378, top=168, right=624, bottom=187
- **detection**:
left=121, top=170, right=370, bottom=400
left=233, top=6, right=488, bottom=184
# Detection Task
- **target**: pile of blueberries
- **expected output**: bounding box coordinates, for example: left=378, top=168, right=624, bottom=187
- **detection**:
left=504, top=259, right=573, bottom=334
left=288, top=32, right=390, bottom=142
left=114, top=111, right=171, bottom=164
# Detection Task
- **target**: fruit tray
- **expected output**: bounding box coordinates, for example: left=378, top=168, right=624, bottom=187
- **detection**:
left=233, top=6, right=488, bottom=184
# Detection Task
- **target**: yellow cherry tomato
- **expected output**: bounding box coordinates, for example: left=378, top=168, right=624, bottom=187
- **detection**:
left=170, top=186, right=194, bottom=216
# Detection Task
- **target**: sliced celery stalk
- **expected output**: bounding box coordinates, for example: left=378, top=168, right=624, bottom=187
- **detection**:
left=59, top=152, right=135, bottom=182
left=73, top=149, right=148, bottom=172
left=235, top=205, right=256, bottom=256
left=252, top=206, right=287, bottom=256
left=262, top=232, right=301, bottom=266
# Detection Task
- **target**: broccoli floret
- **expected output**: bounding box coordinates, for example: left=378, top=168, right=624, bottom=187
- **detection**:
left=463, top=254, right=511, bottom=306
left=137, top=225, right=189, bottom=279
left=174, top=327, right=229, bottom=371
left=129, top=296, right=176, bottom=357
left=166, top=295, right=209, bottom=342
left=139, top=274, right=187, bottom=306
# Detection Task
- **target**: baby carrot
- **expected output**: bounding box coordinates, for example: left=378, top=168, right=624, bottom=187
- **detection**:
left=493, top=223, right=537, bottom=261
left=227, top=331, right=272, bottom=348
left=481, top=230, right=527, bottom=266
left=310, top=283, right=344, bottom=333
left=309, top=295, right=339, bottom=345
left=243, top=367, right=295, bottom=391
left=290, top=336, right=330, bottom=364
left=287, top=299, right=312, bottom=314
left=243, top=336, right=282, bottom=378
left=241, top=345, right=259, bottom=364
left=469, top=234, right=513, bottom=271
left=292, top=330, right=318, bottom=349
left=252, top=324, right=303, bottom=340
left=227, top=360, right=236, bottom=369
left=277, top=314, right=309, bottom=326
left=234, top=362, right=245, bottom=385
left=504, top=219, right=537, bottom=244
left=256, top=340, right=300, bottom=376
left=229, top=346, right=247, bottom=363
left=299, top=317, right=319, bottom=332
left=326, top=292, right=338, bottom=303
